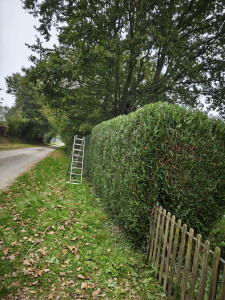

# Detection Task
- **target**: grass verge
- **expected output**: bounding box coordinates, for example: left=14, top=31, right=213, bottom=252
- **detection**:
left=0, top=148, right=165, bottom=299
left=0, top=139, right=44, bottom=150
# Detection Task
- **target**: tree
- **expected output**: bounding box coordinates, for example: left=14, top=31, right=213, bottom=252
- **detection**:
left=5, top=72, right=56, bottom=142
left=22, top=0, right=225, bottom=135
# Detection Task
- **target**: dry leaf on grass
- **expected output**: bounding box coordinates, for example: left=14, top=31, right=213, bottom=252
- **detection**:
left=48, top=289, right=55, bottom=299
left=92, top=289, right=100, bottom=298
left=81, top=282, right=95, bottom=289
left=3, top=248, right=9, bottom=256
left=77, top=274, right=85, bottom=279
left=61, top=249, right=67, bottom=256
left=48, top=231, right=55, bottom=235
left=23, top=259, right=32, bottom=266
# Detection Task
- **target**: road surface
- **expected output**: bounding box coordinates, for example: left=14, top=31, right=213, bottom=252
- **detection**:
left=0, top=145, right=60, bottom=190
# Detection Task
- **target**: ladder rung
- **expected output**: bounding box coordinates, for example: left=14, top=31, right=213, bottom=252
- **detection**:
left=74, top=137, right=84, bottom=141
left=70, top=173, right=82, bottom=175
left=71, top=167, right=83, bottom=170
left=74, top=149, right=83, bottom=151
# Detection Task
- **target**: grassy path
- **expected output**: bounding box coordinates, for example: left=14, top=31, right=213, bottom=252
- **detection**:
left=0, top=149, right=165, bottom=299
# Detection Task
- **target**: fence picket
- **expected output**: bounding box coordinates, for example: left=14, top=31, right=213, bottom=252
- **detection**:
left=181, top=228, right=194, bottom=300
left=159, top=212, right=171, bottom=284
left=220, top=264, right=225, bottom=300
left=163, top=215, right=176, bottom=292
left=167, top=219, right=182, bottom=299
left=148, top=206, right=158, bottom=262
left=174, top=223, right=188, bottom=299
left=188, top=234, right=202, bottom=300
left=152, top=206, right=162, bottom=265
left=198, top=240, right=210, bottom=300
left=155, top=209, right=166, bottom=278
left=147, top=207, right=155, bottom=256
left=208, top=247, right=221, bottom=300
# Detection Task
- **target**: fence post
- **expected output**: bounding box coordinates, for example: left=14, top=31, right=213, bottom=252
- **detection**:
left=188, top=234, right=202, bottom=300
left=147, top=206, right=155, bottom=256
left=220, top=264, right=225, bottom=300
left=148, top=206, right=158, bottom=262
left=167, top=219, right=182, bottom=299
left=174, top=223, right=188, bottom=299
left=163, top=215, right=176, bottom=292
left=155, top=209, right=166, bottom=278
left=152, top=206, right=162, bottom=265
left=181, top=228, right=194, bottom=300
left=208, top=247, right=221, bottom=300
left=159, top=212, right=171, bottom=284
left=198, top=240, right=210, bottom=300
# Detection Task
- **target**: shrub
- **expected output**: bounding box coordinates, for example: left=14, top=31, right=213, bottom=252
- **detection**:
left=208, top=217, right=225, bottom=259
left=85, top=102, right=225, bottom=246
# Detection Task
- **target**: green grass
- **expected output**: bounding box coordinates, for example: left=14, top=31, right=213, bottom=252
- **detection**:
left=0, top=149, right=165, bottom=299
left=0, top=141, right=44, bottom=150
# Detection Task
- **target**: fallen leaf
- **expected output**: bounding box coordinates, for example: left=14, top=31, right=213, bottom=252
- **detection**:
left=3, top=248, right=9, bottom=256
left=23, top=259, right=32, bottom=266
left=107, top=249, right=110, bottom=254
left=81, top=282, right=88, bottom=289
left=59, top=272, right=65, bottom=276
left=31, top=280, right=39, bottom=286
left=48, top=289, right=55, bottom=299
left=48, top=231, right=55, bottom=235
left=40, top=287, right=44, bottom=293
left=77, top=274, right=85, bottom=279
left=81, top=282, right=95, bottom=289
left=43, top=268, right=50, bottom=273
left=62, top=249, right=67, bottom=256
left=11, top=280, right=20, bottom=287
left=77, top=267, right=81, bottom=271
left=11, top=241, right=19, bottom=246
left=9, top=254, right=15, bottom=262
left=37, top=270, right=43, bottom=276
left=29, top=290, right=37, bottom=294
left=92, top=289, right=100, bottom=298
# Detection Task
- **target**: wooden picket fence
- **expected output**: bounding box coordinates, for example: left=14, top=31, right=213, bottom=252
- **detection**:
left=147, top=205, right=225, bottom=300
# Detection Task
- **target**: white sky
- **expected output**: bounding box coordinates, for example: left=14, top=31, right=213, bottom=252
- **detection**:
left=0, top=0, right=57, bottom=107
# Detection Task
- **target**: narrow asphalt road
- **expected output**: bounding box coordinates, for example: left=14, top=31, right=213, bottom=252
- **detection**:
left=0, top=145, right=61, bottom=190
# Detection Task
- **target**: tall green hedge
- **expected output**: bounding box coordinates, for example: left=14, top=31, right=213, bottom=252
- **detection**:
left=85, top=102, right=225, bottom=245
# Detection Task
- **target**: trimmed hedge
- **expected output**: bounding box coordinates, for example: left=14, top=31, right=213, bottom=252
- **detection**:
left=85, top=102, right=225, bottom=246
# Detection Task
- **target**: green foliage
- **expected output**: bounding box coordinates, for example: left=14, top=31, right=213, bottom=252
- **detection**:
left=5, top=73, right=56, bottom=143
left=85, top=102, right=225, bottom=245
left=208, top=217, right=225, bottom=259
left=22, top=0, right=225, bottom=121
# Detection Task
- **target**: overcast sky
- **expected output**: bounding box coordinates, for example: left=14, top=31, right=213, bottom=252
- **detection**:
left=0, top=0, right=57, bottom=108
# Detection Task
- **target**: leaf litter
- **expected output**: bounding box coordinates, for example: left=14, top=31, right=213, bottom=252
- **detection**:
left=0, top=149, right=165, bottom=299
